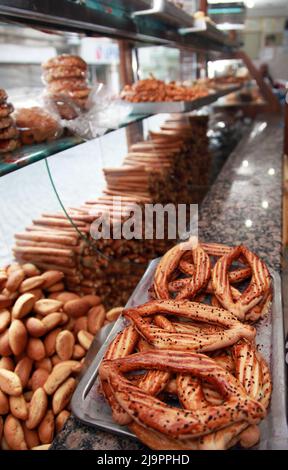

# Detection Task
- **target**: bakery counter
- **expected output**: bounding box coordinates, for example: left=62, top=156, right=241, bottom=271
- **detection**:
left=51, top=114, right=284, bottom=450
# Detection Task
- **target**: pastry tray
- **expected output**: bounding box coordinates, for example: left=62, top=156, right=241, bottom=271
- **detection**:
left=127, top=87, right=241, bottom=115
left=71, top=260, right=288, bottom=449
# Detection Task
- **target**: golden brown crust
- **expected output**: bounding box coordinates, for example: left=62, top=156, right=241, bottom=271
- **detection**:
left=66, top=88, right=91, bottom=99
left=154, top=241, right=253, bottom=303
left=0, top=88, right=7, bottom=104
left=176, top=244, right=210, bottom=300
left=0, top=102, right=14, bottom=118
left=124, top=299, right=256, bottom=352
left=0, top=116, right=13, bottom=130
left=153, top=241, right=190, bottom=299
left=120, top=77, right=209, bottom=103
left=129, top=422, right=199, bottom=450
left=15, top=107, right=62, bottom=144
left=0, top=138, right=19, bottom=154
left=43, top=66, right=86, bottom=82
left=42, top=54, right=87, bottom=70
left=212, top=245, right=271, bottom=321
left=168, top=267, right=252, bottom=295
left=153, top=239, right=213, bottom=300
left=100, top=350, right=266, bottom=439
left=0, top=125, right=19, bottom=140
left=101, top=325, right=139, bottom=425
left=99, top=241, right=272, bottom=450
left=47, top=79, right=88, bottom=94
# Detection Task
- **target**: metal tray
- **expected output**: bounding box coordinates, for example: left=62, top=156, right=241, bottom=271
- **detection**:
left=71, top=260, right=288, bottom=449
left=127, top=87, right=242, bottom=115
left=131, top=0, right=194, bottom=28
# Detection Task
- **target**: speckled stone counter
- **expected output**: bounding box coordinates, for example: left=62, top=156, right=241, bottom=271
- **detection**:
left=199, top=114, right=283, bottom=272
left=51, top=114, right=284, bottom=450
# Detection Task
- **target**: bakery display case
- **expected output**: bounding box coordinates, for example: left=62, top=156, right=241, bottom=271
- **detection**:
left=0, top=0, right=287, bottom=452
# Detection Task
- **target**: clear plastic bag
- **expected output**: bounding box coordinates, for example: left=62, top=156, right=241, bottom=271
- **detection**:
left=10, top=88, right=63, bottom=145
left=44, top=83, right=132, bottom=140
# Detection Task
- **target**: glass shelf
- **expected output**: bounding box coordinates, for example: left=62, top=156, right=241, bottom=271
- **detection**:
left=0, top=113, right=148, bottom=178
left=0, top=136, right=82, bottom=178
left=0, top=86, right=243, bottom=178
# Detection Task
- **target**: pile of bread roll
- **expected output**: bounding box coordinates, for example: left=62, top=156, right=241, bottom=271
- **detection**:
left=0, top=261, right=122, bottom=450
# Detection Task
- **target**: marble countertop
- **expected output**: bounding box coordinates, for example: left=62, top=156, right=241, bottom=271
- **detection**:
left=51, top=114, right=284, bottom=450
left=199, top=114, right=283, bottom=272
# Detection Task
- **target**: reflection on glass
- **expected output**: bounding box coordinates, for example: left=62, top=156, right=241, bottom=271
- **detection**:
left=262, top=200, right=269, bottom=209
left=268, top=168, right=275, bottom=176
left=245, top=219, right=253, bottom=228
left=242, top=160, right=249, bottom=168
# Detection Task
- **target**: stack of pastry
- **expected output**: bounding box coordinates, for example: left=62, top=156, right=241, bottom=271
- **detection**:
left=42, top=55, right=90, bottom=114
left=0, top=89, right=19, bottom=154
left=99, top=240, right=273, bottom=450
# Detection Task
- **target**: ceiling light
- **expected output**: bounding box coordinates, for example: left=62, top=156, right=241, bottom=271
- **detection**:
left=246, top=0, right=255, bottom=8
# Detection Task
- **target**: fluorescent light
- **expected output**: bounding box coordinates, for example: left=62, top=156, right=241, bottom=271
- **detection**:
left=217, top=23, right=245, bottom=31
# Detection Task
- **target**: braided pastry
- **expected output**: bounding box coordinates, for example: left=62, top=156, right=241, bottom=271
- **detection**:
left=99, top=350, right=266, bottom=440
left=98, top=240, right=273, bottom=450
left=124, top=299, right=255, bottom=352
left=212, top=245, right=271, bottom=321
left=154, top=240, right=271, bottom=323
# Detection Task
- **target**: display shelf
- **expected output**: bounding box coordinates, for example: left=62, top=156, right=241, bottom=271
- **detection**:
left=127, top=85, right=242, bottom=114
left=179, top=18, right=239, bottom=48
left=0, top=112, right=148, bottom=178
left=0, top=0, right=237, bottom=53
left=0, top=86, right=243, bottom=178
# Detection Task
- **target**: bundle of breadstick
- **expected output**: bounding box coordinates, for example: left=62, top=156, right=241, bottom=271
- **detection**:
left=13, top=202, right=171, bottom=309
left=105, top=114, right=211, bottom=204
left=99, top=241, right=272, bottom=450
left=0, top=261, right=123, bottom=450
left=13, top=116, right=210, bottom=307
